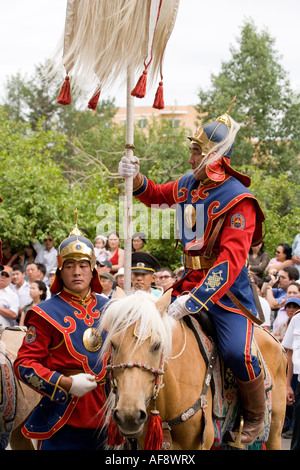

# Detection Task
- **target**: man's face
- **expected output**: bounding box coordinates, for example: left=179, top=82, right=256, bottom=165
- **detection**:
left=189, top=143, right=206, bottom=180
left=96, top=264, right=110, bottom=273
left=60, top=259, right=93, bottom=297
left=278, top=270, right=291, bottom=291
left=286, top=284, right=300, bottom=298
left=131, top=272, right=154, bottom=293
left=25, top=264, right=40, bottom=282
left=0, top=271, right=12, bottom=289
left=156, top=270, right=175, bottom=291
left=286, top=303, right=300, bottom=318
left=100, top=277, right=113, bottom=295
left=44, top=236, right=55, bottom=251
left=12, top=270, right=25, bottom=286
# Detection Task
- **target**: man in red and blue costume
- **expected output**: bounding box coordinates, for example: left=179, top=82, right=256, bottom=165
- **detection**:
left=119, top=101, right=266, bottom=447
left=14, top=219, right=110, bottom=450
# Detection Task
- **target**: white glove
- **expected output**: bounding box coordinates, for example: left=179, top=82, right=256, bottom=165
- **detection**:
left=167, top=294, right=190, bottom=321
left=118, top=156, right=140, bottom=179
left=69, top=373, right=97, bottom=397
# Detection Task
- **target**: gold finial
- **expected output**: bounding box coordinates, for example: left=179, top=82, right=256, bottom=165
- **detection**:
left=216, top=96, right=237, bottom=127
left=69, top=209, right=83, bottom=236
left=226, top=95, right=237, bottom=115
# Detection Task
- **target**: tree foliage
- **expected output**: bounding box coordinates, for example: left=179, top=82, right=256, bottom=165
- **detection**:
left=196, top=19, right=300, bottom=180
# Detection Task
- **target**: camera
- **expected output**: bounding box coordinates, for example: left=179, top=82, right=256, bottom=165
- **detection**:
left=263, top=272, right=278, bottom=283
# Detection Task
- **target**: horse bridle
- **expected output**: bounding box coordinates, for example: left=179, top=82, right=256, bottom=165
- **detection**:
left=105, top=353, right=165, bottom=405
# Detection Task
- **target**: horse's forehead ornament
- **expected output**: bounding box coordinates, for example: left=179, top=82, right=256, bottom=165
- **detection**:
left=134, top=319, right=152, bottom=341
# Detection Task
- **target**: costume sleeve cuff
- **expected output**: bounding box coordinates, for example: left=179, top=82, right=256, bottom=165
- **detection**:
left=184, top=294, right=211, bottom=314
left=133, top=175, right=148, bottom=197
left=17, top=365, right=69, bottom=403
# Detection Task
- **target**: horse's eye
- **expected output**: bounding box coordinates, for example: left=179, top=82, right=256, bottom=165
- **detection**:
left=153, top=342, right=161, bottom=352
left=111, top=342, right=116, bottom=351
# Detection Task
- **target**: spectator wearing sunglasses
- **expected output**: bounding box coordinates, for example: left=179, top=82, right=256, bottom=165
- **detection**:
left=33, top=235, right=58, bottom=285
left=0, top=265, right=19, bottom=327
left=265, top=243, right=293, bottom=276
left=155, top=267, right=176, bottom=292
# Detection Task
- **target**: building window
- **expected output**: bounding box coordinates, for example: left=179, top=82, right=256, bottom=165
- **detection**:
left=138, top=118, right=147, bottom=128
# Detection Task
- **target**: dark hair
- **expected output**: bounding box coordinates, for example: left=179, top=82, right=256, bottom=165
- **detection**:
left=249, top=242, right=265, bottom=256
left=283, top=266, right=299, bottom=282
left=36, top=263, right=46, bottom=276
left=156, top=267, right=175, bottom=278
left=32, top=280, right=47, bottom=301
left=288, top=282, right=300, bottom=292
left=12, top=264, right=25, bottom=273
left=278, top=243, right=292, bottom=260
left=24, top=245, right=37, bottom=259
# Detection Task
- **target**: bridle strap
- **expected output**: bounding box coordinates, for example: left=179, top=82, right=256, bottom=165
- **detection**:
left=105, top=353, right=165, bottom=402
left=105, top=361, right=164, bottom=377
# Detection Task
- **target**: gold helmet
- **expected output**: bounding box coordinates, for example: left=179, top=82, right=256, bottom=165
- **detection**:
left=188, top=96, right=237, bottom=158
left=57, top=210, right=96, bottom=270
left=51, top=211, right=102, bottom=295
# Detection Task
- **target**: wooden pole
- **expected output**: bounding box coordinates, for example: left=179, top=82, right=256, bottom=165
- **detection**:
left=123, top=67, right=135, bottom=294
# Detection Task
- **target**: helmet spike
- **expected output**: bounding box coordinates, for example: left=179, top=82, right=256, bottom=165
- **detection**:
left=69, top=209, right=83, bottom=237
left=226, top=96, right=237, bottom=115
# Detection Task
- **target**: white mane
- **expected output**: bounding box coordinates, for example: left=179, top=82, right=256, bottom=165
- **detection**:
left=98, top=291, right=176, bottom=362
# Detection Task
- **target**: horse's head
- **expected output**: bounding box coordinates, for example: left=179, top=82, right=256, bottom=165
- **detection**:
left=99, top=288, right=174, bottom=439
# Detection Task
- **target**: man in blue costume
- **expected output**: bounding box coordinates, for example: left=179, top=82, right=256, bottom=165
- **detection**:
left=14, top=218, right=109, bottom=450
left=119, top=100, right=267, bottom=447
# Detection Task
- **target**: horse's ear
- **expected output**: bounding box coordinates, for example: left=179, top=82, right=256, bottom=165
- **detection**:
left=112, top=286, right=127, bottom=299
left=156, top=289, right=172, bottom=316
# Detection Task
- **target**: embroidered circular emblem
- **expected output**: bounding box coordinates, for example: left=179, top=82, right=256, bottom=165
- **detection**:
left=230, top=213, right=246, bottom=230
left=25, top=325, right=37, bottom=344
left=76, top=244, right=82, bottom=251
left=83, top=328, right=102, bottom=352
left=184, top=204, right=196, bottom=228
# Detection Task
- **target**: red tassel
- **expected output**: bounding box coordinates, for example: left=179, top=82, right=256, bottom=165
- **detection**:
left=144, top=410, right=163, bottom=450
left=88, top=90, right=101, bottom=110
left=131, top=70, right=148, bottom=98
left=153, top=81, right=165, bottom=110
left=107, top=412, right=125, bottom=447
left=57, top=75, right=71, bottom=105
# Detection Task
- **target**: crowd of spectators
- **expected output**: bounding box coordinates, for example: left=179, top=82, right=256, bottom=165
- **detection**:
left=1, top=229, right=300, bottom=447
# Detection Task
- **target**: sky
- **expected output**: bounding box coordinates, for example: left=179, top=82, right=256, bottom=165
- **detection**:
left=1, top=0, right=300, bottom=108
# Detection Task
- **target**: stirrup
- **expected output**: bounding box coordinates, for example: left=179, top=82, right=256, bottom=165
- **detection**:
left=227, top=416, right=246, bottom=450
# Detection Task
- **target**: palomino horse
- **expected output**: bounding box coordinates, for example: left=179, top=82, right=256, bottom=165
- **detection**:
left=98, top=289, right=287, bottom=450
left=0, top=327, right=40, bottom=450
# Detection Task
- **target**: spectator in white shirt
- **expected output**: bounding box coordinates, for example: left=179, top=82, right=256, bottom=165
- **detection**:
left=0, top=265, right=19, bottom=328
left=11, top=264, right=31, bottom=318
left=33, top=235, right=57, bottom=284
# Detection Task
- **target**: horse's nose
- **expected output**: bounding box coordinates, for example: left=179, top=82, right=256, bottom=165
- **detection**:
left=113, top=408, right=147, bottom=427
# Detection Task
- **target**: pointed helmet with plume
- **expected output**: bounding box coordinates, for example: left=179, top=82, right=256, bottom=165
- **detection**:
left=188, top=97, right=251, bottom=187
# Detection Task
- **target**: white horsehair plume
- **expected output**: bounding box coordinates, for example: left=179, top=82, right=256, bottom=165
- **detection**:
left=47, top=0, right=180, bottom=107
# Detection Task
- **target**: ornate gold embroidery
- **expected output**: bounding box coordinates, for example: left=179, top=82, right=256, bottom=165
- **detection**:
left=24, top=373, right=46, bottom=391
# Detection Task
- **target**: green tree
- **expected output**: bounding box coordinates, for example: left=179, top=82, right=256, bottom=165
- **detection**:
left=0, top=108, right=113, bottom=249
left=241, top=166, right=300, bottom=254
left=196, top=19, right=300, bottom=178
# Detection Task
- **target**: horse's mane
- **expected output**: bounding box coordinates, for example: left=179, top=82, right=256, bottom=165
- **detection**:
left=98, top=291, right=176, bottom=361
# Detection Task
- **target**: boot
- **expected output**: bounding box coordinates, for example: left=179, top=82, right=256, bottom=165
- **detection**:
left=230, top=372, right=266, bottom=446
